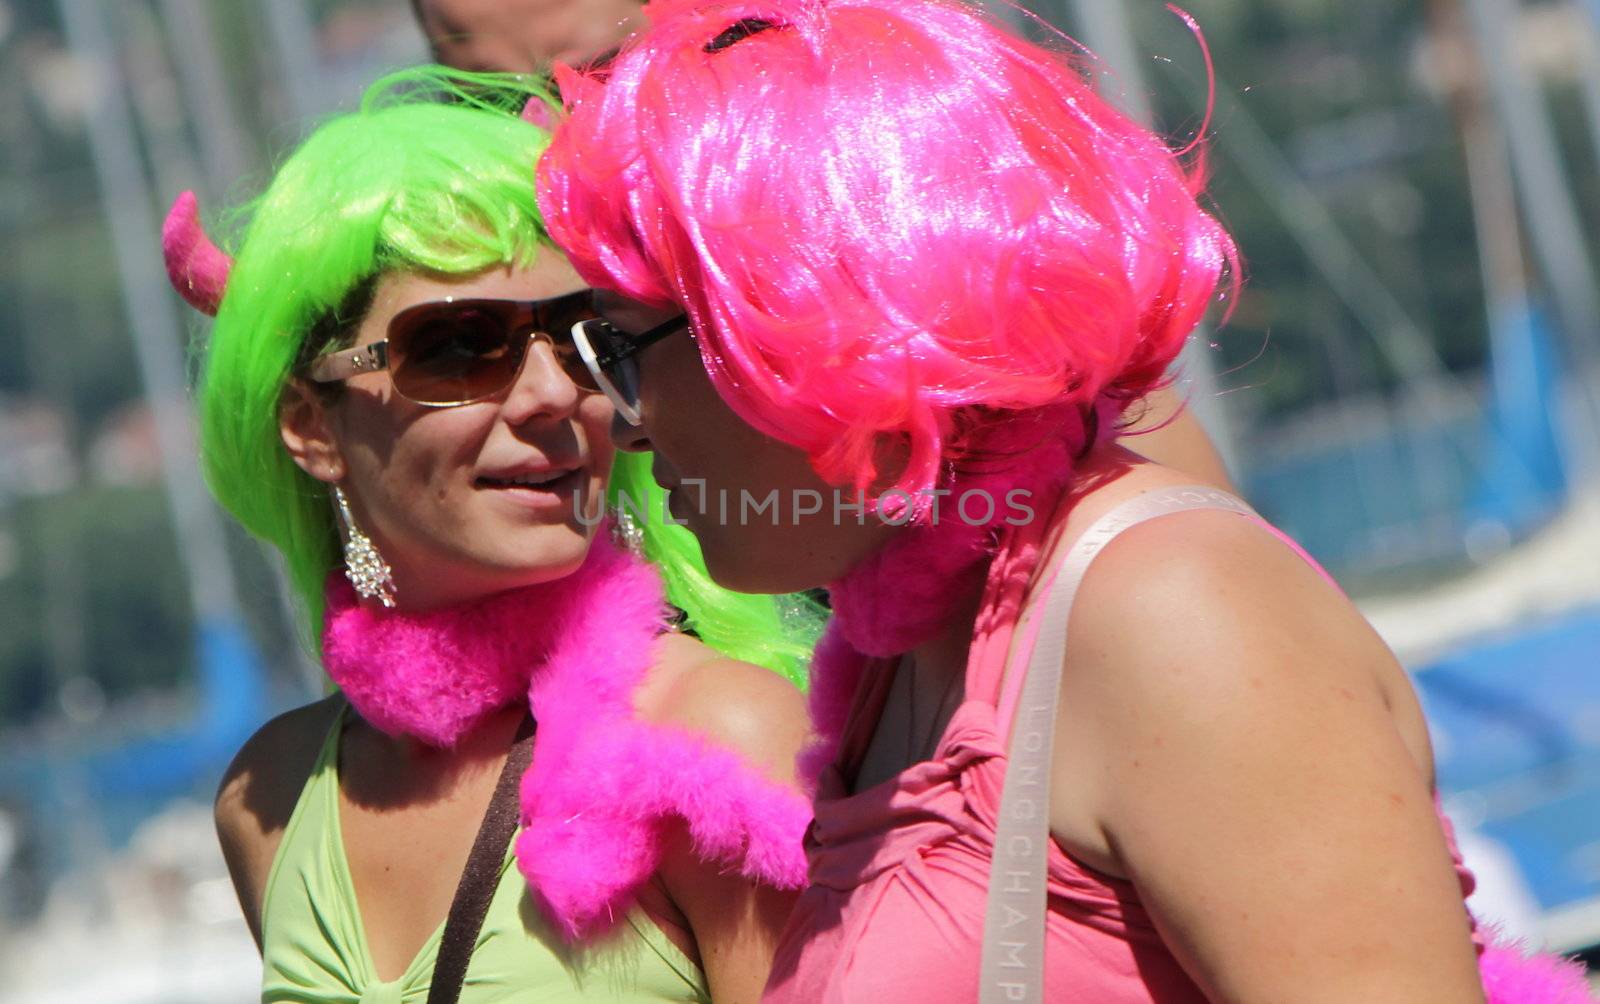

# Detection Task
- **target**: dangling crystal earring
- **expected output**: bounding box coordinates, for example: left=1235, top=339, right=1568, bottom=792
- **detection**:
left=332, top=485, right=396, bottom=608
left=609, top=505, right=645, bottom=557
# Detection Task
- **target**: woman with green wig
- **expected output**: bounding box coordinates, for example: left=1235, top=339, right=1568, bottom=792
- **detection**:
left=172, top=72, right=818, bottom=1003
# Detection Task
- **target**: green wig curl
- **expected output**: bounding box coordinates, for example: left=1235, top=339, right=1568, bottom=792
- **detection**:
left=195, top=69, right=819, bottom=684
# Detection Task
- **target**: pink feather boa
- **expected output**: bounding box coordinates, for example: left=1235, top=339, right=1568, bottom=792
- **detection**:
left=1478, top=938, right=1594, bottom=1003
left=805, top=402, right=1114, bottom=786
left=322, top=532, right=812, bottom=942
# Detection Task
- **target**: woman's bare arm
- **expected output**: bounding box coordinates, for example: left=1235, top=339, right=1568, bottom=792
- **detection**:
left=1050, top=511, right=1482, bottom=1003
left=638, top=642, right=812, bottom=1001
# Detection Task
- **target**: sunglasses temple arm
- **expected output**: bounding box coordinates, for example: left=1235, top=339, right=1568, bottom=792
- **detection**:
left=306, top=341, right=389, bottom=383
left=601, top=316, right=686, bottom=369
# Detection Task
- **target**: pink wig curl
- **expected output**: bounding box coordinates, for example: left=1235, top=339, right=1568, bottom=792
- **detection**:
left=161, top=190, right=233, bottom=316
left=538, top=0, right=1237, bottom=501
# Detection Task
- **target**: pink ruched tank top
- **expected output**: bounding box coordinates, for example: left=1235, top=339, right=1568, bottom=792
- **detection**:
left=763, top=486, right=1481, bottom=1003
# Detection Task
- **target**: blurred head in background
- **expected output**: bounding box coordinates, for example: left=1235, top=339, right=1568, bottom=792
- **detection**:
left=412, top=0, right=641, bottom=71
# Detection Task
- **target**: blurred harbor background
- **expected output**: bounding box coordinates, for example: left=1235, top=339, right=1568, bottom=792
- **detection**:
left=0, top=0, right=1596, bottom=999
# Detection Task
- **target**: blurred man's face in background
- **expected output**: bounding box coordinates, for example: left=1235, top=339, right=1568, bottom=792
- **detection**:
left=414, top=0, right=643, bottom=71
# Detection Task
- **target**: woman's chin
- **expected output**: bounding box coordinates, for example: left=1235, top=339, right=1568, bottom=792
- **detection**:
left=700, top=541, right=818, bottom=595
left=441, top=525, right=597, bottom=595
left=507, top=525, right=595, bottom=572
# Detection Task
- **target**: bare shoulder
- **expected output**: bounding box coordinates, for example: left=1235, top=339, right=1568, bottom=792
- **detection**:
left=216, top=694, right=344, bottom=838
left=214, top=694, right=344, bottom=943
left=634, top=633, right=811, bottom=785
left=1060, top=457, right=1385, bottom=711
left=1048, top=453, right=1433, bottom=831
left=1044, top=462, right=1480, bottom=999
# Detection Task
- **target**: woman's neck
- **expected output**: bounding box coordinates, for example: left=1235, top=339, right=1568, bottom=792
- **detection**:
left=907, top=575, right=985, bottom=698
left=894, top=574, right=986, bottom=769
left=396, top=700, right=527, bottom=764
left=341, top=700, right=527, bottom=809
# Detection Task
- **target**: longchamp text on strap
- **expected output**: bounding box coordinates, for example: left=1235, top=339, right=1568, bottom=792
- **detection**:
left=427, top=713, right=537, bottom=1004
left=978, top=486, right=1257, bottom=1004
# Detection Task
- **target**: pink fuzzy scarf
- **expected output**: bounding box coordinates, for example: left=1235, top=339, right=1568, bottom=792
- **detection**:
left=321, top=532, right=812, bottom=942
left=1437, top=815, right=1598, bottom=1000
left=804, top=402, right=1114, bottom=785
left=1479, top=940, right=1594, bottom=1003
left=322, top=569, right=581, bottom=748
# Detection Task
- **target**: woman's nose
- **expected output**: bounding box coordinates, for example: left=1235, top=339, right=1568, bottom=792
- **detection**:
left=609, top=409, right=652, bottom=453
left=499, top=335, right=582, bottom=425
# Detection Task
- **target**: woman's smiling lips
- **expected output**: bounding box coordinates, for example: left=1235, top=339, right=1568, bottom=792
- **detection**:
left=475, top=464, right=587, bottom=513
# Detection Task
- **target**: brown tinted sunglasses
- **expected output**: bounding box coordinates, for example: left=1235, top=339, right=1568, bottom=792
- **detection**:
left=305, top=291, right=600, bottom=406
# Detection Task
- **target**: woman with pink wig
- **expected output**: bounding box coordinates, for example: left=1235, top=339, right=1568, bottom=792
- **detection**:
left=536, top=1, right=1594, bottom=1000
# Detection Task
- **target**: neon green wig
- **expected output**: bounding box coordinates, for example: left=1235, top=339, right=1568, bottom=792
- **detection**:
left=196, top=70, right=819, bottom=684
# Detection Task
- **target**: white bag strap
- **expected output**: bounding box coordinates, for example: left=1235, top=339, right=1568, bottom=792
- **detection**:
left=978, top=485, right=1257, bottom=1003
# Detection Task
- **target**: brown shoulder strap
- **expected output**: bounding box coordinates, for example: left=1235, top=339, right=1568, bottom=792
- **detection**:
left=427, top=713, right=536, bottom=1004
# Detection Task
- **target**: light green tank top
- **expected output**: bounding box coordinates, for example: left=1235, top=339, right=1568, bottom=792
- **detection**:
left=259, top=707, right=711, bottom=1004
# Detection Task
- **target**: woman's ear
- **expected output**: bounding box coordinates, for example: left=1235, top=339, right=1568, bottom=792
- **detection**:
left=867, top=429, right=915, bottom=492
left=279, top=380, right=346, bottom=483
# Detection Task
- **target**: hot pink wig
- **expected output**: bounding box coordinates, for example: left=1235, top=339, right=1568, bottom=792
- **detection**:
left=538, top=0, right=1237, bottom=498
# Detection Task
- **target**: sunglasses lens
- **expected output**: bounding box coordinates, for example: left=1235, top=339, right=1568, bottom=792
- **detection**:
left=534, top=301, right=603, bottom=393
left=384, top=294, right=609, bottom=406
left=572, top=318, right=643, bottom=422
left=390, top=304, right=523, bottom=404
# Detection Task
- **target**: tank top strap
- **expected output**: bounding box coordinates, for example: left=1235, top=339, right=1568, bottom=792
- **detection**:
left=315, top=699, right=349, bottom=771
left=308, top=701, right=350, bottom=830
left=993, top=485, right=1264, bottom=735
